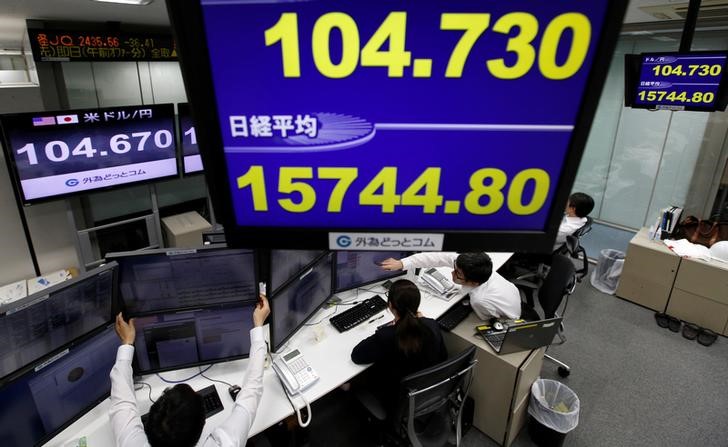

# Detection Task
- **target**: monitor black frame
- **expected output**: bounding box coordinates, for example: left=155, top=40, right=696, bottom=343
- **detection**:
left=624, top=50, right=728, bottom=112
left=0, top=103, right=180, bottom=206
left=105, top=245, right=259, bottom=318
left=166, top=0, right=629, bottom=252
left=333, top=250, right=410, bottom=293
left=266, top=249, right=327, bottom=295
left=269, top=251, right=334, bottom=353
left=0, top=262, right=118, bottom=386
left=0, top=322, right=117, bottom=447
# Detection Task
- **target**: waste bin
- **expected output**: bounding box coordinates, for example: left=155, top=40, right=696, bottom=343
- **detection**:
left=590, top=249, right=625, bottom=295
left=528, top=379, right=580, bottom=447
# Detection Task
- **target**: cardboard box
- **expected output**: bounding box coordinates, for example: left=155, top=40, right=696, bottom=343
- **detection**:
left=162, top=211, right=212, bottom=248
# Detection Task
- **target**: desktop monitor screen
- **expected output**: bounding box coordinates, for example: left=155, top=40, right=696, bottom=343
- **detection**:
left=132, top=301, right=256, bottom=375
left=335, top=251, right=409, bottom=292
left=270, top=252, right=333, bottom=352
left=0, top=103, right=178, bottom=204
left=269, top=249, right=325, bottom=294
left=178, top=103, right=203, bottom=174
left=109, top=247, right=257, bottom=316
left=0, top=263, right=116, bottom=383
left=0, top=324, right=118, bottom=447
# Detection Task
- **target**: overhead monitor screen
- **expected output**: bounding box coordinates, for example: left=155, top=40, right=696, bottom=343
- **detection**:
left=335, top=250, right=409, bottom=292
left=168, top=0, right=628, bottom=251
left=270, top=249, right=325, bottom=293
left=0, top=263, right=116, bottom=383
left=132, top=302, right=256, bottom=374
left=109, top=247, right=257, bottom=316
left=629, top=52, right=728, bottom=111
left=0, top=104, right=178, bottom=204
left=0, top=325, right=118, bottom=447
left=270, top=252, right=333, bottom=351
left=178, top=103, right=203, bottom=174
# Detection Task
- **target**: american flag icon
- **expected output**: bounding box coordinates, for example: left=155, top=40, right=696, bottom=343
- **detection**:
left=32, top=116, right=56, bottom=127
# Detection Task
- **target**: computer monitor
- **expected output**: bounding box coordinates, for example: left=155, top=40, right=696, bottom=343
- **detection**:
left=131, top=301, right=257, bottom=375
left=107, top=247, right=257, bottom=316
left=269, top=249, right=325, bottom=294
left=0, top=324, right=118, bottom=446
left=270, top=252, right=333, bottom=352
left=0, top=262, right=117, bottom=384
left=334, top=251, right=410, bottom=292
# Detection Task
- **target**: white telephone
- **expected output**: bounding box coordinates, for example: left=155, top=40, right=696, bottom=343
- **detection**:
left=421, top=268, right=455, bottom=294
left=272, top=349, right=319, bottom=394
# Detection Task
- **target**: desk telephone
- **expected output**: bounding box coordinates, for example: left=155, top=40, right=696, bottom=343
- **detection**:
left=273, top=349, right=319, bottom=394
left=421, top=268, right=455, bottom=294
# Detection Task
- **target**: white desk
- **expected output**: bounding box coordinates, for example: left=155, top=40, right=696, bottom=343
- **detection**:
left=46, top=253, right=513, bottom=447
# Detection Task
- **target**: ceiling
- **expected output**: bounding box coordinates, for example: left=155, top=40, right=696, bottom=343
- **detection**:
left=0, top=0, right=721, bottom=50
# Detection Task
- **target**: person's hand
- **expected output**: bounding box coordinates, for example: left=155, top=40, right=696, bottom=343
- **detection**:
left=253, top=294, right=270, bottom=327
left=115, top=313, right=136, bottom=345
left=379, top=258, right=403, bottom=271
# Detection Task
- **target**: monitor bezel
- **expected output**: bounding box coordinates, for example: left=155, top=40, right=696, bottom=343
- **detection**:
left=165, top=0, right=629, bottom=252
left=625, top=50, right=728, bottom=112
left=0, top=103, right=180, bottom=206
left=269, top=251, right=334, bottom=353
left=333, top=250, right=410, bottom=293
left=267, top=249, right=327, bottom=295
left=176, top=102, right=205, bottom=177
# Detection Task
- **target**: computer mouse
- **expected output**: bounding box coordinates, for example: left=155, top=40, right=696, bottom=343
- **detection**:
left=228, top=385, right=241, bottom=401
left=461, top=299, right=470, bottom=306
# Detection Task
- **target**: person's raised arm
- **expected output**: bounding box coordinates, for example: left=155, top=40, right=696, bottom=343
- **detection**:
left=109, top=313, right=148, bottom=447
left=208, top=295, right=270, bottom=446
left=383, top=252, right=458, bottom=271
left=379, top=258, right=404, bottom=271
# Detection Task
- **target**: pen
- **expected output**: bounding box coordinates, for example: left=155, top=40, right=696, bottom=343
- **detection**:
left=368, top=314, right=385, bottom=324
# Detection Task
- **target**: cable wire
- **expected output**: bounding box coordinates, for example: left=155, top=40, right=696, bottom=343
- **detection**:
left=134, top=381, right=156, bottom=403
left=199, top=368, right=234, bottom=389
left=156, top=364, right=213, bottom=384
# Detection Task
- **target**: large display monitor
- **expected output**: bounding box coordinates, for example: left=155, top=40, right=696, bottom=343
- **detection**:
left=107, top=247, right=257, bottom=316
left=269, top=249, right=325, bottom=294
left=0, top=104, right=178, bottom=204
left=625, top=51, right=728, bottom=111
left=0, top=263, right=117, bottom=384
left=270, top=252, right=333, bottom=352
left=335, top=250, right=409, bottom=292
left=0, top=324, right=118, bottom=446
left=131, top=301, right=257, bottom=375
left=168, top=0, right=628, bottom=252
left=177, top=103, right=204, bottom=174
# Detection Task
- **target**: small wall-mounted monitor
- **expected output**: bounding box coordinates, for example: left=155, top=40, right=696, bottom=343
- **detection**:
left=270, top=252, right=333, bottom=352
left=177, top=103, right=203, bottom=174
left=107, top=247, right=257, bottom=316
left=0, top=262, right=117, bottom=384
left=0, top=324, right=118, bottom=446
left=625, top=51, right=728, bottom=111
left=0, top=104, right=179, bottom=204
left=335, top=250, right=409, bottom=292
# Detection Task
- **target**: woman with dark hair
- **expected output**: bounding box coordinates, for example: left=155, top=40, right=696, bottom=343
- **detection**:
left=350, top=279, right=447, bottom=413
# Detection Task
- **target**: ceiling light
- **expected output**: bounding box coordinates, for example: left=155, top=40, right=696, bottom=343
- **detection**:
left=91, top=0, right=154, bottom=5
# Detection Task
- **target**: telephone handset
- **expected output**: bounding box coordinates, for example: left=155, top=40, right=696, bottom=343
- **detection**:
left=421, top=268, right=455, bottom=294
left=272, top=349, right=319, bottom=394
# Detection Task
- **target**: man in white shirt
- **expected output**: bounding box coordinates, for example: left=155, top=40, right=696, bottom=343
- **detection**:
left=380, top=252, right=521, bottom=320
left=552, top=192, right=594, bottom=251
left=110, top=295, right=270, bottom=447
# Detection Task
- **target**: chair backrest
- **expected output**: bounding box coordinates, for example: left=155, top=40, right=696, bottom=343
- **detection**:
left=538, top=254, right=576, bottom=318
left=395, top=346, right=477, bottom=446
left=562, top=216, right=593, bottom=256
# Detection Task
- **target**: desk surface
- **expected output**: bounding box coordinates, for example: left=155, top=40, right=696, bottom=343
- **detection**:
left=46, top=252, right=513, bottom=447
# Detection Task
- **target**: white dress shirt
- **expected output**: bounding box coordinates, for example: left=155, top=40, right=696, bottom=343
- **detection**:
left=401, top=252, right=521, bottom=320
left=553, top=216, right=588, bottom=251
left=109, top=326, right=266, bottom=447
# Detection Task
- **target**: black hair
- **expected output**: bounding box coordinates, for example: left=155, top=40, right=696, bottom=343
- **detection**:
left=568, top=192, right=594, bottom=218
left=145, top=384, right=205, bottom=447
left=455, top=252, right=492, bottom=284
left=388, top=279, right=431, bottom=356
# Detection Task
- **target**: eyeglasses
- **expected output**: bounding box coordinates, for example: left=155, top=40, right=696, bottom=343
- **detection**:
left=452, top=261, right=465, bottom=281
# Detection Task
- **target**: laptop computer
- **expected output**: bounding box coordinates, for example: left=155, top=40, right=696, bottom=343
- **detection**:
left=477, top=317, right=562, bottom=355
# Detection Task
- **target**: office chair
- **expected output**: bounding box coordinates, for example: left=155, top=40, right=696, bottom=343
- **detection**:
left=356, top=346, right=477, bottom=447
left=555, top=216, right=593, bottom=282
left=518, top=254, right=576, bottom=378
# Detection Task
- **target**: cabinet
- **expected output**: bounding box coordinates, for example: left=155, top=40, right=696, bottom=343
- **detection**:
left=444, top=313, right=545, bottom=446
left=616, top=228, right=681, bottom=312
left=667, top=257, right=728, bottom=335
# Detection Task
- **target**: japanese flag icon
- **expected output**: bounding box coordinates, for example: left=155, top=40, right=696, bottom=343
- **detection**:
left=56, top=114, right=79, bottom=125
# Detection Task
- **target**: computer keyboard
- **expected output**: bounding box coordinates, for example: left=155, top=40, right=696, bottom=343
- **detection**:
left=483, top=332, right=506, bottom=351
left=198, top=384, right=224, bottom=418
left=436, top=296, right=472, bottom=331
left=330, top=295, right=387, bottom=332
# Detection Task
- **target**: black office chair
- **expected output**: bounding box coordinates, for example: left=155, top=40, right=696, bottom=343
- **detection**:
left=518, top=254, right=576, bottom=377
left=555, top=216, right=593, bottom=282
left=356, top=346, right=478, bottom=447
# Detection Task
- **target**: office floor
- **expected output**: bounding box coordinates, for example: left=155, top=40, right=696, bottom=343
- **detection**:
left=253, top=276, right=728, bottom=447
